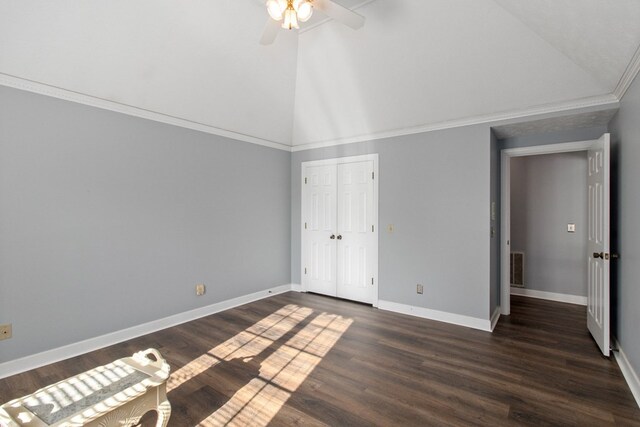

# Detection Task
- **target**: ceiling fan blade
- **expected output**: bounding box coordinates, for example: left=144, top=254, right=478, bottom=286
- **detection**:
left=314, top=0, right=365, bottom=30
left=260, top=18, right=280, bottom=45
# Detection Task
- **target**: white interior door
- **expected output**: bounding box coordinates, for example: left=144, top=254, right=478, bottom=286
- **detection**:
left=304, top=165, right=337, bottom=296
left=336, top=161, right=375, bottom=304
left=587, top=133, right=610, bottom=357
left=302, top=155, right=378, bottom=305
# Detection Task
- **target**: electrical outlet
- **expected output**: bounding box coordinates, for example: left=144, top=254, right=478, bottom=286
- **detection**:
left=195, top=284, right=206, bottom=296
left=416, top=284, right=424, bottom=294
left=0, top=324, right=12, bottom=341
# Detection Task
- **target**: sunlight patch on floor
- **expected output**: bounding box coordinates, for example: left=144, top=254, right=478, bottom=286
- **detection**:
left=200, top=312, right=353, bottom=426
left=167, top=304, right=312, bottom=392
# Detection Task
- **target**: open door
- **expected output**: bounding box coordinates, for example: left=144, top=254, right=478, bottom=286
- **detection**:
left=587, top=133, right=610, bottom=356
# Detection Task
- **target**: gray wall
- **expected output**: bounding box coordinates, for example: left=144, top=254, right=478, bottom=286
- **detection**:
left=490, top=132, right=500, bottom=314
left=608, top=74, right=640, bottom=381
left=510, top=153, right=588, bottom=297
left=0, top=86, right=291, bottom=362
left=292, top=125, right=492, bottom=320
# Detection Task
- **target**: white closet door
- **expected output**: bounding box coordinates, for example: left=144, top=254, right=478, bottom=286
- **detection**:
left=304, top=165, right=337, bottom=296
left=336, top=161, right=375, bottom=304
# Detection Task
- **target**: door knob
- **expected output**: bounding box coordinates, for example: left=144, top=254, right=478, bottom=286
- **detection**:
left=330, top=234, right=336, bottom=240
left=593, top=252, right=603, bottom=259
left=337, top=235, right=342, bottom=240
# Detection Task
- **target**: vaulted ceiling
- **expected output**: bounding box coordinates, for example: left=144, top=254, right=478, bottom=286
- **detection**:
left=1, top=1, right=639, bottom=150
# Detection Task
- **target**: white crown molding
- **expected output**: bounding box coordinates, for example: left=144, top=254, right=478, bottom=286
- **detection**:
left=614, top=43, right=640, bottom=100
left=613, top=337, right=640, bottom=409
left=0, top=73, right=293, bottom=152
left=378, top=300, right=492, bottom=332
left=510, top=287, right=587, bottom=306
left=291, top=94, right=619, bottom=152
left=0, top=284, right=294, bottom=380
left=1, top=73, right=622, bottom=155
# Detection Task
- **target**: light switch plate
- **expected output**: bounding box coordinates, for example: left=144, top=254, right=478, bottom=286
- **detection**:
left=416, top=284, right=424, bottom=294
left=568, top=223, right=576, bottom=233
left=387, top=224, right=394, bottom=233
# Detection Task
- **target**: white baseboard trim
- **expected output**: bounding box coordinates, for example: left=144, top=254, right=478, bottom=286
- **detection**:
left=613, top=338, right=640, bottom=409
left=0, top=284, right=293, bottom=380
left=290, top=283, right=303, bottom=292
left=377, top=300, right=491, bottom=332
left=510, top=288, right=587, bottom=306
left=490, top=306, right=501, bottom=331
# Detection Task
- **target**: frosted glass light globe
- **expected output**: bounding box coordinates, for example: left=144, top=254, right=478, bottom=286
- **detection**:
left=296, top=1, right=313, bottom=22
left=282, top=6, right=299, bottom=29
left=266, top=0, right=286, bottom=20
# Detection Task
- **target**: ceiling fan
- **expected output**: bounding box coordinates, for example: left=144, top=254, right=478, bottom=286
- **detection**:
left=260, top=0, right=365, bottom=45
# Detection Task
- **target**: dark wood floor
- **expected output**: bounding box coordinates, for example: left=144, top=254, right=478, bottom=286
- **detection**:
left=1, top=293, right=638, bottom=426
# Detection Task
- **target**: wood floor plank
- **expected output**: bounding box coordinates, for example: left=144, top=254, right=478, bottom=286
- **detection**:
left=0, top=293, right=638, bottom=426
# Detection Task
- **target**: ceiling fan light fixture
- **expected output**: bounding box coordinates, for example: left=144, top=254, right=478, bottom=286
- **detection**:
left=266, top=0, right=286, bottom=21
left=282, top=5, right=299, bottom=29
left=294, top=0, right=313, bottom=22
left=260, top=0, right=364, bottom=45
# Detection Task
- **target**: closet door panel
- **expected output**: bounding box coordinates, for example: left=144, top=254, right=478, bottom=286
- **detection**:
left=336, top=161, right=375, bottom=303
left=304, top=165, right=337, bottom=296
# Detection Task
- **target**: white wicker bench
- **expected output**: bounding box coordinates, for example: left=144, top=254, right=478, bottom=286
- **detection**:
left=0, top=349, right=171, bottom=427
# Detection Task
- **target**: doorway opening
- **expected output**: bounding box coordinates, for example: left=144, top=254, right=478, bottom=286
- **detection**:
left=500, top=136, right=611, bottom=356
left=508, top=151, right=588, bottom=305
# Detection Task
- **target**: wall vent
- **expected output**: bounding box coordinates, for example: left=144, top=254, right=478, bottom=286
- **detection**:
left=510, top=252, right=525, bottom=287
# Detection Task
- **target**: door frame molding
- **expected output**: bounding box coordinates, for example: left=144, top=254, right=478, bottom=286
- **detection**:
left=301, top=154, right=380, bottom=307
left=500, top=140, right=596, bottom=315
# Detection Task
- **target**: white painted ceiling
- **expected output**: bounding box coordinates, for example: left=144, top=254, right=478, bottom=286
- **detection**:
left=1, top=0, right=639, bottom=149
left=492, top=0, right=640, bottom=92
left=492, top=109, right=618, bottom=139
left=0, top=0, right=299, bottom=146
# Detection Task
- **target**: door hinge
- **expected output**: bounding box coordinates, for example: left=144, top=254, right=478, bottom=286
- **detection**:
left=305, top=268, right=307, bottom=275
left=371, top=277, right=374, bottom=285
left=372, top=225, right=374, bottom=232
left=372, top=171, right=375, bottom=180
left=305, top=222, right=307, bottom=230
left=304, top=177, right=307, bottom=184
